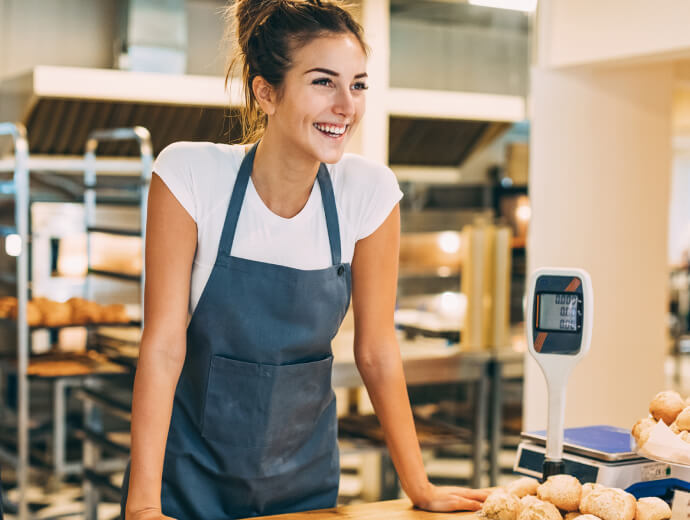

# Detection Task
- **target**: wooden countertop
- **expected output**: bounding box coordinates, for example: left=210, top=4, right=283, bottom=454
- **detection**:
left=239, top=499, right=479, bottom=519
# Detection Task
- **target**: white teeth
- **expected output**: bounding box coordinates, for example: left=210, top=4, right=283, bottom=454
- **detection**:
left=315, top=123, right=346, bottom=136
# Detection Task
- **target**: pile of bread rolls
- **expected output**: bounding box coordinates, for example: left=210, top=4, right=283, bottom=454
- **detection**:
left=632, top=390, right=690, bottom=448
left=481, top=475, right=671, bottom=520
left=0, top=296, right=129, bottom=327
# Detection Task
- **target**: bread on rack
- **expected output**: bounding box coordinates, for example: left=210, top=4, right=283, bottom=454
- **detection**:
left=3, top=296, right=130, bottom=327
left=101, top=303, right=129, bottom=323
left=9, top=300, right=42, bottom=326
left=37, top=299, right=72, bottom=327
left=68, top=297, right=103, bottom=324
left=0, top=296, right=17, bottom=318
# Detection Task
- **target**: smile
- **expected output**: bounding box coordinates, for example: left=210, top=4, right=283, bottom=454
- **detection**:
left=313, top=123, right=348, bottom=138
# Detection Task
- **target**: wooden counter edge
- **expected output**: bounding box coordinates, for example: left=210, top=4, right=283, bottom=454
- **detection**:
left=239, top=499, right=480, bottom=519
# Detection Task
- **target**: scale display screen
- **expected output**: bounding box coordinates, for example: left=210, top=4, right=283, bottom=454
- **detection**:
left=537, top=292, right=581, bottom=333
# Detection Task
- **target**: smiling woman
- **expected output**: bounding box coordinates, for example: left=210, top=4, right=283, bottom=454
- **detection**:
left=121, top=1, right=487, bottom=519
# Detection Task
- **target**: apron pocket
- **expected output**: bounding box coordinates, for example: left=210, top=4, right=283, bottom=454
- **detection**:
left=262, top=355, right=335, bottom=452
left=201, top=356, right=261, bottom=447
left=201, top=354, right=335, bottom=450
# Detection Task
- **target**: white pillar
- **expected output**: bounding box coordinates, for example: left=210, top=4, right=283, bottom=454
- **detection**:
left=525, top=62, right=674, bottom=430
left=354, top=0, right=389, bottom=164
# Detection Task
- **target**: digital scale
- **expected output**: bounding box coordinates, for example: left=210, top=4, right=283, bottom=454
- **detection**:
left=514, top=267, right=690, bottom=505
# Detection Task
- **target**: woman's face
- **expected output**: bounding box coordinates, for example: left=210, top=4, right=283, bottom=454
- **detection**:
left=268, top=32, right=367, bottom=165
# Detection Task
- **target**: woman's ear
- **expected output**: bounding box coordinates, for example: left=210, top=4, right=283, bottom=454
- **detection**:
left=252, top=76, right=277, bottom=116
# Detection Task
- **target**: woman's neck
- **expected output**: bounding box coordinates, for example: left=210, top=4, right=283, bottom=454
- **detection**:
left=251, top=129, right=320, bottom=219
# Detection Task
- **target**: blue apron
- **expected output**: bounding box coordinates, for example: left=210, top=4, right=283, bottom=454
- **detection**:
left=122, top=143, right=351, bottom=519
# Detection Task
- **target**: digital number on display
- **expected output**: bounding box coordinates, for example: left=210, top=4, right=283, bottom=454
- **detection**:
left=538, top=293, right=579, bottom=332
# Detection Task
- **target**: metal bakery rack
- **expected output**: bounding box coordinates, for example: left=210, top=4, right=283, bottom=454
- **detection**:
left=0, top=122, right=150, bottom=518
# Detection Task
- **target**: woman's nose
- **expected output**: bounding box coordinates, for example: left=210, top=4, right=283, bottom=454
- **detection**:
left=334, top=88, right=355, bottom=118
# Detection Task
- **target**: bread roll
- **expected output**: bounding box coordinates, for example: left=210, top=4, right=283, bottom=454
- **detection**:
left=564, top=513, right=580, bottom=520
left=101, top=303, right=128, bottom=323
left=517, top=501, right=561, bottom=520
left=649, top=391, right=685, bottom=426
left=572, top=516, right=602, bottom=520
left=537, top=474, right=582, bottom=512
left=10, top=300, right=42, bottom=326
left=520, top=495, right=542, bottom=511
left=68, top=298, right=102, bottom=324
left=635, top=497, right=671, bottom=520
left=41, top=300, right=72, bottom=327
left=579, top=487, right=636, bottom=520
left=0, top=296, right=17, bottom=318
left=674, top=406, right=690, bottom=431
left=632, top=418, right=657, bottom=447
left=507, top=477, right=540, bottom=498
left=482, top=490, right=521, bottom=520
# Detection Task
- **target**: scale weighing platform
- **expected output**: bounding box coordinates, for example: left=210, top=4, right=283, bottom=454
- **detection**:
left=514, top=425, right=690, bottom=499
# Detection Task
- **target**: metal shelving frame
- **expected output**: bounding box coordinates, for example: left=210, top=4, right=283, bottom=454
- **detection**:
left=0, top=122, right=30, bottom=519
left=0, top=122, right=151, bottom=519
left=81, top=127, right=151, bottom=520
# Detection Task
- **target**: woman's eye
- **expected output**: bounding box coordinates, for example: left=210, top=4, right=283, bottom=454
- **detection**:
left=352, top=82, right=369, bottom=91
left=312, top=78, right=334, bottom=87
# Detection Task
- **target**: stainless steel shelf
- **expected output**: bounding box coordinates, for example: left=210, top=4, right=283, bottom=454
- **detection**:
left=86, top=226, right=141, bottom=237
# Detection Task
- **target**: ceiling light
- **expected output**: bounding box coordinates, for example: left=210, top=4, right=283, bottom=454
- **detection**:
left=468, top=0, right=537, bottom=13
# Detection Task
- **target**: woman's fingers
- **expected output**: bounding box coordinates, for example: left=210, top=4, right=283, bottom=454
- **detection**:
left=448, top=486, right=491, bottom=501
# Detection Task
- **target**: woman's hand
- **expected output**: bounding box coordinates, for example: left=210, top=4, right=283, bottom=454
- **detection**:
left=413, top=482, right=490, bottom=512
left=126, top=507, right=176, bottom=520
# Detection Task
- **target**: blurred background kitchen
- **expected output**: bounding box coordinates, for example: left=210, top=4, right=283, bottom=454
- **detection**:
left=0, top=0, right=689, bottom=518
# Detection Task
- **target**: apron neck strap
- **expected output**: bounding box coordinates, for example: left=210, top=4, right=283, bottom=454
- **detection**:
left=316, top=163, right=342, bottom=266
left=217, top=142, right=342, bottom=266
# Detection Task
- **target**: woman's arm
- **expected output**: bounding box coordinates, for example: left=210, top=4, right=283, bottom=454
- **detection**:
left=125, top=174, right=197, bottom=519
left=351, top=204, right=488, bottom=512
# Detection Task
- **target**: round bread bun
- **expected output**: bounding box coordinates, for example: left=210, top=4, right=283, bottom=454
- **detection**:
left=649, top=391, right=685, bottom=425
left=564, top=514, right=581, bottom=520
left=632, top=418, right=657, bottom=447
left=674, top=406, right=690, bottom=431
left=517, top=501, right=561, bottom=520
left=573, top=516, right=603, bottom=520
left=101, top=303, right=129, bottom=323
left=507, top=477, right=540, bottom=498
left=580, top=487, right=636, bottom=520
left=519, top=495, right=542, bottom=511
left=635, top=497, right=671, bottom=520
left=670, top=421, right=682, bottom=434
left=481, top=490, right=521, bottom=520
left=537, top=474, right=582, bottom=512
left=41, top=301, right=72, bottom=327
left=11, top=301, right=42, bottom=326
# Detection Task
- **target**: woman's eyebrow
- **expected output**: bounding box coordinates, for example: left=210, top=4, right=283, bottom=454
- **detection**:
left=304, top=68, right=368, bottom=79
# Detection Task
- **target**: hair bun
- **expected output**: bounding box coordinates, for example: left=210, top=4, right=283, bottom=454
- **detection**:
left=234, top=0, right=278, bottom=54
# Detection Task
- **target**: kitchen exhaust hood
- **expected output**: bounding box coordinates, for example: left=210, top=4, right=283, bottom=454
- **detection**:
left=0, top=65, right=242, bottom=157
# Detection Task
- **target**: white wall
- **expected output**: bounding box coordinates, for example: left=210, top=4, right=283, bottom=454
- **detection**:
left=390, top=17, right=527, bottom=96
left=0, top=0, right=118, bottom=79
left=537, top=0, right=690, bottom=68
left=0, top=0, right=228, bottom=81
left=525, top=61, right=673, bottom=430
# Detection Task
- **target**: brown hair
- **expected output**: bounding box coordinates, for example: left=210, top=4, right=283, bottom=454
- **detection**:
left=224, top=0, right=367, bottom=143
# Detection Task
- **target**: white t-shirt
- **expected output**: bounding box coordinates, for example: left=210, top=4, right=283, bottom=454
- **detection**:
left=153, top=141, right=404, bottom=314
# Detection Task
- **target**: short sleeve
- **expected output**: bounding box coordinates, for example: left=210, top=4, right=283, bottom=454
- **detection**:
left=356, top=165, right=404, bottom=241
left=152, top=142, right=197, bottom=221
